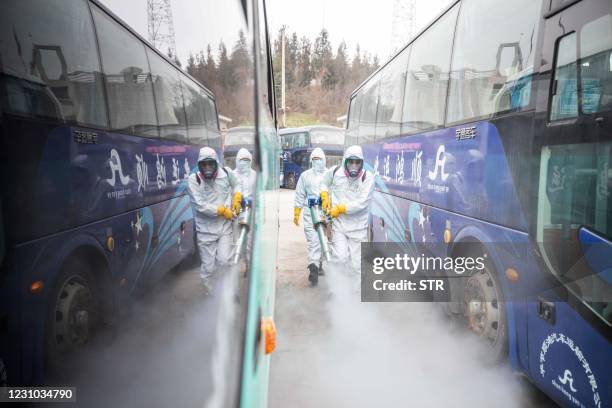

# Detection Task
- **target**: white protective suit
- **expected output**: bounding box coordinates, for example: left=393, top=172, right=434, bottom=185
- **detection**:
left=294, top=148, right=327, bottom=265
left=233, top=148, right=257, bottom=257
left=234, top=148, right=257, bottom=198
left=187, top=147, right=240, bottom=283
left=322, top=145, right=375, bottom=276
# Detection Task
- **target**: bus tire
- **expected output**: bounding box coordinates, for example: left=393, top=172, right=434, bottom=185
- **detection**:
left=461, top=251, right=508, bottom=364
left=286, top=173, right=296, bottom=189
left=44, top=256, right=101, bottom=380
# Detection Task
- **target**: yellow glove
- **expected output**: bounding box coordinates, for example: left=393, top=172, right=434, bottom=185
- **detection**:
left=320, top=191, right=330, bottom=214
left=293, top=207, right=301, bottom=226
left=217, top=206, right=234, bottom=220
left=232, top=192, right=243, bottom=215
left=330, top=204, right=346, bottom=219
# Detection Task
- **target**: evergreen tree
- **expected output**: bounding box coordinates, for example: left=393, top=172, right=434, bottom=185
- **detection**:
left=297, top=36, right=312, bottom=87
left=186, top=53, right=197, bottom=76
left=217, top=41, right=236, bottom=91
left=231, top=30, right=252, bottom=84
left=287, top=32, right=299, bottom=89
left=334, top=41, right=349, bottom=87
left=312, top=29, right=332, bottom=78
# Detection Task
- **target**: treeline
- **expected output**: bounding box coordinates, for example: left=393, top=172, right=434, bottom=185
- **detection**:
left=272, top=28, right=379, bottom=126
left=185, top=30, right=254, bottom=125
left=185, top=29, right=380, bottom=127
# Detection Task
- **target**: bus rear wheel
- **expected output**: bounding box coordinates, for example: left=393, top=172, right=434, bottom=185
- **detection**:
left=462, top=263, right=508, bottom=363
left=45, top=258, right=100, bottom=378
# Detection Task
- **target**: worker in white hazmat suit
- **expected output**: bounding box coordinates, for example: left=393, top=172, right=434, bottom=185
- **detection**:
left=293, top=147, right=327, bottom=286
left=233, top=148, right=257, bottom=262
left=187, top=147, right=242, bottom=293
left=320, top=145, right=374, bottom=279
left=233, top=148, right=257, bottom=198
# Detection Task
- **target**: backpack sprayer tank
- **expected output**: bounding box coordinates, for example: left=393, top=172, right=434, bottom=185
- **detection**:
left=233, top=196, right=252, bottom=264
left=308, top=196, right=331, bottom=262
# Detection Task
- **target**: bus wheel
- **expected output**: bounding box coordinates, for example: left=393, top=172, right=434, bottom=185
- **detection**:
left=45, top=258, right=100, bottom=377
left=286, top=173, right=296, bottom=189
left=463, top=263, right=508, bottom=363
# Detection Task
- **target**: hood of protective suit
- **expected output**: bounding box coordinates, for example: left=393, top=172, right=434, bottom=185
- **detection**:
left=343, top=145, right=364, bottom=178
left=236, top=148, right=252, bottom=163
left=236, top=148, right=253, bottom=175
left=342, top=145, right=364, bottom=165
left=310, top=147, right=326, bottom=173
left=197, top=146, right=219, bottom=165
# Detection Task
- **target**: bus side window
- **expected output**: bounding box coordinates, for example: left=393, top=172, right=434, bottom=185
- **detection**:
left=92, top=6, right=158, bottom=137
left=147, top=49, right=188, bottom=143
left=358, top=74, right=380, bottom=145
left=183, top=79, right=208, bottom=146
left=580, top=14, right=612, bottom=114
left=446, top=0, right=542, bottom=124
left=282, top=134, right=293, bottom=150
left=550, top=14, right=612, bottom=120
left=205, top=96, right=221, bottom=150
left=550, top=33, right=578, bottom=121
left=402, top=5, right=456, bottom=134
left=376, top=49, right=408, bottom=140
left=293, top=132, right=309, bottom=148
left=346, top=97, right=360, bottom=146
left=0, top=0, right=107, bottom=127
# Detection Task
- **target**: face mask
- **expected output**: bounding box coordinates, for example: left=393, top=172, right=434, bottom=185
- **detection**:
left=312, top=159, right=325, bottom=172
left=346, top=159, right=362, bottom=178
left=199, top=160, right=217, bottom=179
left=237, top=159, right=251, bottom=173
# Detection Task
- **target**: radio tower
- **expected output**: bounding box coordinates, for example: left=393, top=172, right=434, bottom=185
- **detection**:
left=147, top=0, right=178, bottom=62
left=391, top=0, right=416, bottom=54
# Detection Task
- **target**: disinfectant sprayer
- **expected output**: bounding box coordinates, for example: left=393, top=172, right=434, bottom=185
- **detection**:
left=233, top=196, right=252, bottom=264
left=308, top=196, right=331, bottom=262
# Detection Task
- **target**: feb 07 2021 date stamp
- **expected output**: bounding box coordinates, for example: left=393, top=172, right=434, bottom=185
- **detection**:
left=0, top=387, right=76, bottom=403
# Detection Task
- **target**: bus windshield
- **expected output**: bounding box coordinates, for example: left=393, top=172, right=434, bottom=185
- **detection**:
left=310, top=129, right=344, bottom=145
left=225, top=129, right=254, bottom=146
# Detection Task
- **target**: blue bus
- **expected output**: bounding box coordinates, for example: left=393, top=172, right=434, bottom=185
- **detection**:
left=0, top=2, right=280, bottom=404
left=347, top=0, right=610, bottom=407
left=279, top=125, right=344, bottom=189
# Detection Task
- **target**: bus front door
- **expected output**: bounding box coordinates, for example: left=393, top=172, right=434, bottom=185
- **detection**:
left=529, top=1, right=611, bottom=406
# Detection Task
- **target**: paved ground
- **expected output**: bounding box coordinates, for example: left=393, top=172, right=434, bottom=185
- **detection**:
left=56, top=263, right=245, bottom=408
left=51, top=189, right=555, bottom=408
left=269, top=189, right=556, bottom=408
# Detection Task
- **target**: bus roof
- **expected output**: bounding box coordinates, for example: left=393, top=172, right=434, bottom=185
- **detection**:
left=348, top=0, right=461, bottom=100
left=90, top=0, right=215, bottom=100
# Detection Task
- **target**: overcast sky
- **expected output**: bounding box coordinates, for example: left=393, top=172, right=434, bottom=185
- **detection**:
left=267, top=0, right=453, bottom=61
left=100, top=0, right=453, bottom=65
